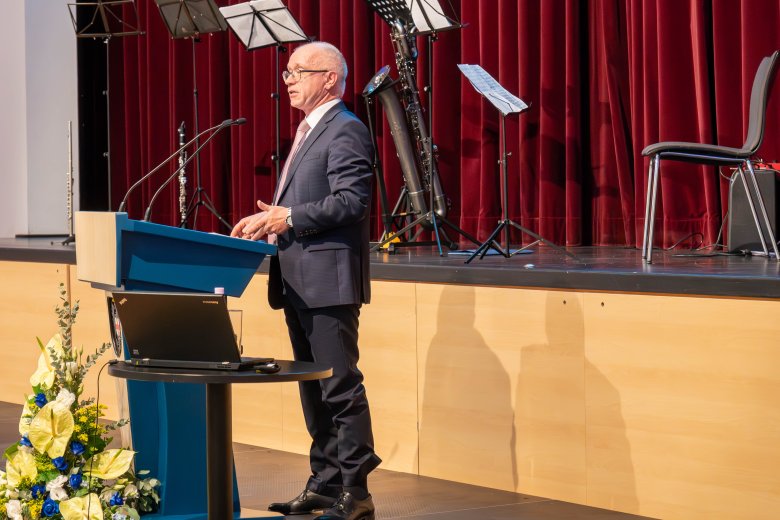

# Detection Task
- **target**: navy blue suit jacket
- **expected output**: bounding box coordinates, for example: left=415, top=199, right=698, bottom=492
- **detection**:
left=268, top=101, right=373, bottom=310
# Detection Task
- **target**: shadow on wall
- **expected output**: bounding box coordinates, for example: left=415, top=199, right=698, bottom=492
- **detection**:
left=418, top=285, right=518, bottom=492
left=516, top=293, right=637, bottom=511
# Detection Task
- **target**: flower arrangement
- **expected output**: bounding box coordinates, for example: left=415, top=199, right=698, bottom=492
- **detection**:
left=0, top=285, right=160, bottom=520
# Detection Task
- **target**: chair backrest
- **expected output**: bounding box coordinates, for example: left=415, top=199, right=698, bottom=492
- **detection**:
left=744, top=50, right=779, bottom=154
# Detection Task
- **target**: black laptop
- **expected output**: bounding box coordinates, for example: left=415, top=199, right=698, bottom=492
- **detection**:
left=111, top=291, right=273, bottom=370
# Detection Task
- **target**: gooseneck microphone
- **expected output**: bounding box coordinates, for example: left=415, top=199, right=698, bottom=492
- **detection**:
left=117, top=118, right=239, bottom=214
left=142, top=117, right=247, bottom=222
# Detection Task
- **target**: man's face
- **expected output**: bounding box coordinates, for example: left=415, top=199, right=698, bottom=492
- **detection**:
left=285, top=47, right=332, bottom=115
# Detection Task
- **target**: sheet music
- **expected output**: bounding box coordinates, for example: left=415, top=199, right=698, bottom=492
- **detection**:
left=457, top=64, right=528, bottom=115
left=407, top=0, right=453, bottom=32
left=220, top=0, right=306, bottom=50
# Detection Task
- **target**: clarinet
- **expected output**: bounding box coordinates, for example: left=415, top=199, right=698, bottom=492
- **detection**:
left=177, top=122, right=188, bottom=225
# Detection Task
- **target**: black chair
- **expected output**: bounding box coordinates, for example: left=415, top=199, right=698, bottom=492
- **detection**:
left=641, top=50, right=780, bottom=263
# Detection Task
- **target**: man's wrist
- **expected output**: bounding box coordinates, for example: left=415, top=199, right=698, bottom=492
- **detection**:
left=285, top=207, right=293, bottom=228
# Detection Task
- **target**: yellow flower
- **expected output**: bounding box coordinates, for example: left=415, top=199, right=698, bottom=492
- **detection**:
left=5, top=450, right=37, bottom=488
left=83, top=449, right=135, bottom=480
left=60, top=494, right=103, bottom=520
left=18, top=400, right=33, bottom=436
left=29, top=334, right=64, bottom=390
left=28, top=401, right=75, bottom=458
left=28, top=499, right=43, bottom=519
left=78, top=434, right=89, bottom=443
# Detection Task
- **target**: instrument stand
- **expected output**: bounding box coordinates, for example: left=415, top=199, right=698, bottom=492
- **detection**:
left=154, top=0, right=230, bottom=230
left=220, top=0, right=311, bottom=184
left=181, top=38, right=232, bottom=231
left=457, top=64, right=579, bottom=264
left=67, top=0, right=143, bottom=211
left=368, top=0, right=485, bottom=255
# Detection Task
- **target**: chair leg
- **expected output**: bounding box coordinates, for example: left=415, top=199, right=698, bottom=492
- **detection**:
left=641, top=156, right=655, bottom=259
left=644, top=155, right=661, bottom=264
left=737, top=165, right=768, bottom=256
left=744, top=160, right=780, bottom=260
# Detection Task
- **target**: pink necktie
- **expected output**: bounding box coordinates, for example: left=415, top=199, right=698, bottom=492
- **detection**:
left=268, top=119, right=311, bottom=244
left=274, top=118, right=311, bottom=205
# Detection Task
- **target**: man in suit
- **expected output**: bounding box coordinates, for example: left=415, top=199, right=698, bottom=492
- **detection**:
left=231, top=42, right=380, bottom=520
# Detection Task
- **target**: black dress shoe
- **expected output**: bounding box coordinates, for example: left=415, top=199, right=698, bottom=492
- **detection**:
left=313, top=492, right=375, bottom=520
left=268, top=489, right=337, bottom=515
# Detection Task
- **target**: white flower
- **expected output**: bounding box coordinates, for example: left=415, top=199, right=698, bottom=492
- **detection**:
left=5, top=499, right=22, bottom=520
left=123, top=483, right=138, bottom=497
left=112, top=514, right=128, bottom=520
left=50, top=485, right=70, bottom=501
left=65, top=361, right=79, bottom=382
left=46, top=474, right=69, bottom=492
left=54, top=388, right=77, bottom=411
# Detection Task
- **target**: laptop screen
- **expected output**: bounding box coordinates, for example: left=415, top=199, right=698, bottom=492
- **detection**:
left=111, top=291, right=241, bottom=365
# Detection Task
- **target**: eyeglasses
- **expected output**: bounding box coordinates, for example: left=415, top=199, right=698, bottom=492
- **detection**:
left=282, top=69, right=329, bottom=82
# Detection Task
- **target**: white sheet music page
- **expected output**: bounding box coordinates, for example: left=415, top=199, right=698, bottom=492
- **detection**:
left=457, top=64, right=528, bottom=115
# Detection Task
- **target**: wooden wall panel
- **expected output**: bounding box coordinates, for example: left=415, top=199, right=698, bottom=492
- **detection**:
left=356, top=280, right=418, bottom=473
left=0, top=261, right=67, bottom=405
left=584, top=293, right=780, bottom=519
left=416, top=285, right=587, bottom=501
left=4, top=258, right=780, bottom=519
left=228, top=274, right=287, bottom=449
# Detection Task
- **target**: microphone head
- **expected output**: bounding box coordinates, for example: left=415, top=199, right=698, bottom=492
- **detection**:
left=220, top=118, right=233, bottom=126
left=233, top=117, right=247, bottom=126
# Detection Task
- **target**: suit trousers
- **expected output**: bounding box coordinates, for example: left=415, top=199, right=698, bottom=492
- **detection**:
left=283, top=301, right=381, bottom=497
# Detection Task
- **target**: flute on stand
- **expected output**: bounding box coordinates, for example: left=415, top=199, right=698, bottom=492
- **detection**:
left=62, top=121, right=76, bottom=245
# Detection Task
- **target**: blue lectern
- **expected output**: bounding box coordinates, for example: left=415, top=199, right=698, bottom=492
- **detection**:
left=75, top=212, right=276, bottom=519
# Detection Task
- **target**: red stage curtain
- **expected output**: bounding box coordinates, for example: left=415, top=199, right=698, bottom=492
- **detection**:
left=111, top=0, right=780, bottom=247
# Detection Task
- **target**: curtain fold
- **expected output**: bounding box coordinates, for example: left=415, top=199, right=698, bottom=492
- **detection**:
left=111, top=0, right=780, bottom=247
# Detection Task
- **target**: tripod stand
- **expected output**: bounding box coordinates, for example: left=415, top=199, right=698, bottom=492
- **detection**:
left=457, top=64, right=579, bottom=264
left=155, top=0, right=230, bottom=230
left=220, top=0, right=311, bottom=183
left=67, top=0, right=143, bottom=213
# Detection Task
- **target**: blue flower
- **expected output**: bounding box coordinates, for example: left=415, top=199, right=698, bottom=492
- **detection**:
left=110, top=492, right=124, bottom=506
left=42, top=498, right=59, bottom=517
left=70, top=441, right=85, bottom=455
left=35, top=392, right=47, bottom=407
left=19, top=435, right=32, bottom=448
left=69, top=472, right=83, bottom=488
left=31, top=484, right=46, bottom=499
left=52, top=456, right=68, bottom=471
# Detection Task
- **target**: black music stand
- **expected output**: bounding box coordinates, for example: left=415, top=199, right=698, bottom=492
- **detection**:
left=458, top=64, right=577, bottom=264
left=155, top=0, right=231, bottom=230
left=220, top=0, right=311, bottom=183
left=67, top=0, right=143, bottom=211
left=367, top=0, right=479, bottom=256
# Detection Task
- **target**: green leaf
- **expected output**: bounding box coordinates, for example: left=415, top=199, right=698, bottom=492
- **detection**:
left=4, top=442, right=19, bottom=460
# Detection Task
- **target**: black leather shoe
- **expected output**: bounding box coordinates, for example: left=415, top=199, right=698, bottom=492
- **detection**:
left=313, top=492, right=375, bottom=520
left=268, top=489, right=337, bottom=515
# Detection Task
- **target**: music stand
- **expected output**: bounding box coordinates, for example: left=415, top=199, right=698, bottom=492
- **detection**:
left=367, top=0, right=479, bottom=256
left=67, top=1, right=143, bottom=211
left=155, top=0, right=231, bottom=230
left=220, top=0, right=311, bottom=183
left=458, top=64, right=577, bottom=264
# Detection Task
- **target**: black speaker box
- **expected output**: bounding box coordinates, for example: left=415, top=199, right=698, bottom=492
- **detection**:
left=727, top=169, right=780, bottom=252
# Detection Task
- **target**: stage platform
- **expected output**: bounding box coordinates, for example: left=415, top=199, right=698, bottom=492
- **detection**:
left=2, top=237, right=779, bottom=299
left=2, top=236, right=779, bottom=519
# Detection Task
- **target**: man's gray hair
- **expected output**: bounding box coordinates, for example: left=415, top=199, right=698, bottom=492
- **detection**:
left=296, top=41, right=348, bottom=95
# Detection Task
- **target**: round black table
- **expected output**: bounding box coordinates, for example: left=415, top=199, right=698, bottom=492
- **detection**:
left=108, top=360, right=332, bottom=520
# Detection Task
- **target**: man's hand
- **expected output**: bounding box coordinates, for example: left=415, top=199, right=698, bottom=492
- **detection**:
left=255, top=200, right=290, bottom=235
left=229, top=200, right=289, bottom=240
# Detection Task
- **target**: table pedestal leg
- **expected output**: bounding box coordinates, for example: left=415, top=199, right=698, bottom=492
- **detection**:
left=206, top=383, right=233, bottom=520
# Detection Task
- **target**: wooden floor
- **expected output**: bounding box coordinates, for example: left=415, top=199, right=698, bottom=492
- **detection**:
left=0, top=402, right=649, bottom=520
